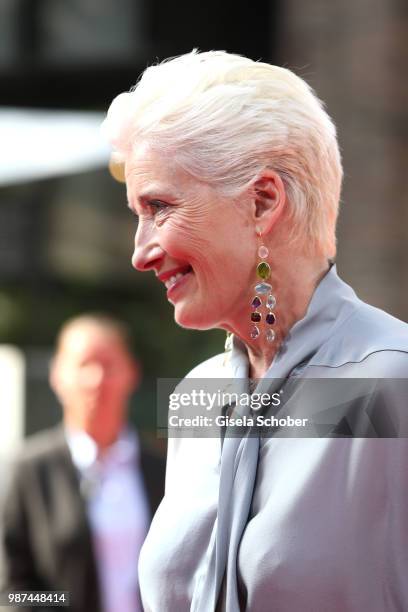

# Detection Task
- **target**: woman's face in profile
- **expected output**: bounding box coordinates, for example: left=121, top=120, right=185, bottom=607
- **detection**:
left=126, top=143, right=255, bottom=331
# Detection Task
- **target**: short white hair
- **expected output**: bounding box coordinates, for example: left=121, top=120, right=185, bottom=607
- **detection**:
left=102, top=50, right=343, bottom=257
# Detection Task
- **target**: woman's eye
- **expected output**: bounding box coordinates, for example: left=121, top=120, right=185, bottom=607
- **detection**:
left=148, top=200, right=168, bottom=213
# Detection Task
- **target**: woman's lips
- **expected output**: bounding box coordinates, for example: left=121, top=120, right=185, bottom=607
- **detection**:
left=157, top=265, right=193, bottom=300
left=164, top=271, right=186, bottom=290
left=166, top=269, right=193, bottom=299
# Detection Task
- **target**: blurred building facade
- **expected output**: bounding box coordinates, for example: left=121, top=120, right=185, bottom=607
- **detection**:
left=281, top=0, right=408, bottom=318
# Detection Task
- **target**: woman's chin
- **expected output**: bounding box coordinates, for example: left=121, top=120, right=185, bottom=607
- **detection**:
left=174, top=304, right=214, bottom=331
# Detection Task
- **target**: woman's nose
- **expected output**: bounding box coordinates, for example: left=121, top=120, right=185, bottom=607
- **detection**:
left=132, top=224, right=165, bottom=272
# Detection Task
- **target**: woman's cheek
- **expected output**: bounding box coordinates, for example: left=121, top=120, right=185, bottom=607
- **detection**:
left=161, top=217, right=207, bottom=257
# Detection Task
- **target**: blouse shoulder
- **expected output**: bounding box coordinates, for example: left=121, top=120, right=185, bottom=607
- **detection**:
left=311, top=301, right=408, bottom=370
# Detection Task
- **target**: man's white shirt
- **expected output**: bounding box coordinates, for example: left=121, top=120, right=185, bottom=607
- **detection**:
left=66, top=428, right=150, bottom=612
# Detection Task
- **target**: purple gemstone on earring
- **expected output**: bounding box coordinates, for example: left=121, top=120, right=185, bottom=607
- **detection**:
left=251, top=296, right=262, bottom=309
left=251, top=311, right=261, bottom=323
left=266, top=312, right=276, bottom=325
left=250, top=325, right=260, bottom=339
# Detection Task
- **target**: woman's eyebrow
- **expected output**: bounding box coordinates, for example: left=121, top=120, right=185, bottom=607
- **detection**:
left=137, top=188, right=175, bottom=202
left=138, top=190, right=157, bottom=203
left=127, top=185, right=180, bottom=210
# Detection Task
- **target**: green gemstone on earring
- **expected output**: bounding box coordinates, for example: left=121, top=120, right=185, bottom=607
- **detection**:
left=257, top=262, right=271, bottom=280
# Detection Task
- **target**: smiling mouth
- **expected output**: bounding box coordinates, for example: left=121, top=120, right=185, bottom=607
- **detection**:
left=164, top=266, right=193, bottom=290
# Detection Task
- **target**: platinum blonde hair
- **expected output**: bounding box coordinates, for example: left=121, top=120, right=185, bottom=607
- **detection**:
left=102, top=50, right=343, bottom=257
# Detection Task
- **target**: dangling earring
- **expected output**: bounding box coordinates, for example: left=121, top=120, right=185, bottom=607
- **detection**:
left=250, top=229, right=277, bottom=342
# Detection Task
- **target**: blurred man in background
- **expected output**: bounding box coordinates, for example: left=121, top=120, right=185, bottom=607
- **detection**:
left=0, top=314, right=165, bottom=612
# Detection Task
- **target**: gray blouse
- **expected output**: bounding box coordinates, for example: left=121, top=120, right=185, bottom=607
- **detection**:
left=139, top=266, right=408, bottom=611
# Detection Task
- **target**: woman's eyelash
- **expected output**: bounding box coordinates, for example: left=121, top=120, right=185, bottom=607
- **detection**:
left=148, top=200, right=168, bottom=211
left=126, top=200, right=169, bottom=220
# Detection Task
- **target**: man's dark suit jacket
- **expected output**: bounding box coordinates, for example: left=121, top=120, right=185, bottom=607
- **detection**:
left=0, top=426, right=165, bottom=612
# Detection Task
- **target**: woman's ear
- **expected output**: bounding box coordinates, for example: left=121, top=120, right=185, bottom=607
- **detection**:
left=252, top=169, right=286, bottom=234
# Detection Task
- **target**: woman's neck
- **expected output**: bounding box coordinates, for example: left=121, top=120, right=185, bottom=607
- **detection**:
left=225, top=251, right=331, bottom=379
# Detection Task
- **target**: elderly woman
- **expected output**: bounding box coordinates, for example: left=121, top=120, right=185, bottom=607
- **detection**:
left=103, top=51, right=408, bottom=612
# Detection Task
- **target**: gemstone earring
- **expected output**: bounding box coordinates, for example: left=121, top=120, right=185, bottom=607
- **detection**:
left=250, top=230, right=277, bottom=342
